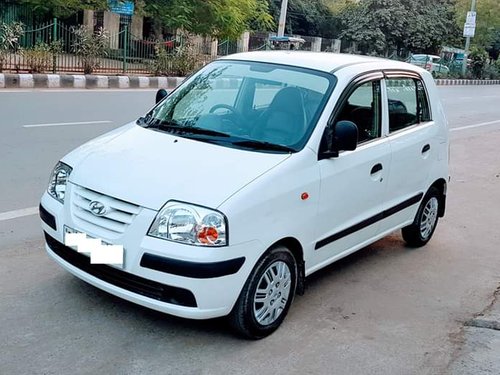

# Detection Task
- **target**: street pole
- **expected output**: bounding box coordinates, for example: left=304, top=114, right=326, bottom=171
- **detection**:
left=52, top=17, right=57, bottom=74
left=462, top=0, right=477, bottom=76
left=123, top=24, right=128, bottom=74
left=277, top=0, right=289, bottom=37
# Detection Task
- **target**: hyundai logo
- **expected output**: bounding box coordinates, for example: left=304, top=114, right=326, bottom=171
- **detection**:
left=89, top=201, right=108, bottom=216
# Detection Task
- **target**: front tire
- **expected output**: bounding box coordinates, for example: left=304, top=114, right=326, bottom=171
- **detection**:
left=229, top=246, right=297, bottom=339
left=402, top=187, right=440, bottom=247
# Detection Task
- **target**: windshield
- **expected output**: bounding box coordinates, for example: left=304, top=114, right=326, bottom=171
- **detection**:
left=139, top=60, right=336, bottom=153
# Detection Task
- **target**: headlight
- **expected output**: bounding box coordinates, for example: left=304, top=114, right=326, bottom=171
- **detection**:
left=48, top=161, right=72, bottom=203
left=148, top=201, right=228, bottom=247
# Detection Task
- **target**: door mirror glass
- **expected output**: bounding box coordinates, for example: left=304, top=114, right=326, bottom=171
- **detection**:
left=156, top=89, right=168, bottom=104
left=320, top=120, right=358, bottom=159
left=334, top=120, right=358, bottom=152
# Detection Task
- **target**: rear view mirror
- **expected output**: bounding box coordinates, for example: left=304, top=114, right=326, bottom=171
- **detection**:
left=156, top=89, right=168, bottom=104
left=320, top=120, right=358, bottom=159
left=334, top=120, right=358, bottom=153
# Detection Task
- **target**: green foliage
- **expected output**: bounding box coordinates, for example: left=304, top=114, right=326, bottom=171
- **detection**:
left=148, top=37, right=199, bottom=77
left=21, top=40, right=63, bottom=73
left=339, top=0, right=458, bottom=56
left=20, top=0, right=108, bottom=18
left=469, top=47, right=489, bottom=78
left=494, top=59, right=500, bottom=75
left=0, top=21, right=24, bottom=72
left=21, top=42, right=51, bottom=73
left=140, top=0, right=274, bottom=40
left=0, top=21, right=23, bottom=51
left=455, top=0, right=500, bottom=49
left=71, top=25, right=109, bottom=74
left=268, top=0, right=340, bottom=38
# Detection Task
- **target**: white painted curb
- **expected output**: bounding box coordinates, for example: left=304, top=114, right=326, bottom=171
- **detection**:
left=19, top=74, right=34, bottom=88
left=47, top=74, right=60, bottom=88
left=73, top=75, right=86, bottom=89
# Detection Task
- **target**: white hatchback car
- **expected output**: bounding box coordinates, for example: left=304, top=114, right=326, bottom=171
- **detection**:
left=40, top=52, right=449, bottom=339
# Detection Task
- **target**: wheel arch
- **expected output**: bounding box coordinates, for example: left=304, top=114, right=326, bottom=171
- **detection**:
left=429, top=178, right=447, bottom=217
left=268, top=237, right=306, bottom=295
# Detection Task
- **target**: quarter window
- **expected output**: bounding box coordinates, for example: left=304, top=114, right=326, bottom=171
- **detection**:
left=387, top=78, right=431, bottom=133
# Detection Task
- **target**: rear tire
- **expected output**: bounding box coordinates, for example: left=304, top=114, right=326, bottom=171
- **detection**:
left=402, top=187, right=440, bottom=247
left=229, top=246, right=297, bottom=339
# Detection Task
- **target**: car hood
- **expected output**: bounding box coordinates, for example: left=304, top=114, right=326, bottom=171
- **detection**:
left=64, top=123, right=290, bottom=210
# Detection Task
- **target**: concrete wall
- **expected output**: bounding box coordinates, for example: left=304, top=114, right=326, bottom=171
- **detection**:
left=103, top=12, right=120, bottom=49
left=311, top=37, right=322, bottom=52
left=237, top=32, right=250, bottom=53
left=82, top=10, right=94, bottom=29
left=131, top=15, right=143, bottom=39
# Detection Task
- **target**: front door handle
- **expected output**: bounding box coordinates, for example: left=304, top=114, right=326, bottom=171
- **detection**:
left=422, top=144, right=431, bottom=153
left=371, top=163, right=383, bottom=175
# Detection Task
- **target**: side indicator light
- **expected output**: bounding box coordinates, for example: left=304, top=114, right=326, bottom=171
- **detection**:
left=301, top=192, right=309, bottom=201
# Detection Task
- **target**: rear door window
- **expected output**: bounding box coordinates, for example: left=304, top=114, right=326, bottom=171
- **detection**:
left=386, top=77, right=431, bottom=133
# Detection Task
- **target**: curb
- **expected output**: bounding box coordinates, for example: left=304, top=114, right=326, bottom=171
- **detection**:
left=1, top=73, right=500, bottom=89
left=0, top=73, right=184, bottom=89
left=435, top=79, right=500, bottom=86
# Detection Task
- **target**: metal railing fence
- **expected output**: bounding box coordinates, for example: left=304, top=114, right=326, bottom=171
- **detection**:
left=0, top=19, right=220, bottom=75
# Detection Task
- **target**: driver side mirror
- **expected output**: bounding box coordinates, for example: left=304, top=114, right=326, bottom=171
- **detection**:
left=320, top=120, right=358, bottom=159
left=156, top=89, right=168, bottom=104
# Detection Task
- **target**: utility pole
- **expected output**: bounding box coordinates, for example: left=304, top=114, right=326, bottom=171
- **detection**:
left=277, top=0, right=289, bottom=37
left=462, top=0, right=477, bottom=75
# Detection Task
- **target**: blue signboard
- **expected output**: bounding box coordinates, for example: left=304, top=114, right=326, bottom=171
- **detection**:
left=108, top=0, right=135, bottom=16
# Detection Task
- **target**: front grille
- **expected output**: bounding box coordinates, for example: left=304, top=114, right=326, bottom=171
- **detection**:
left=71, top=184, right=141, bottom=237
left=45, top=232, right=197, bottom=308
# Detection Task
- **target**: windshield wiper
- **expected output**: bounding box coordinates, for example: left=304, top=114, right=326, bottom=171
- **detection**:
left=232, top=140, right=296, bottom=153
left=144, top=119, right=230, bottom=138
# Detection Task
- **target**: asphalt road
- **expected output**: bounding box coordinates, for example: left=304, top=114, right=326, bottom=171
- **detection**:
left=0, top=86, right=500, bottom=374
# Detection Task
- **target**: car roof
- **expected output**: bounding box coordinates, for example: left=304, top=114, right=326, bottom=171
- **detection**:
left=221, top=51, right=424, bottom=75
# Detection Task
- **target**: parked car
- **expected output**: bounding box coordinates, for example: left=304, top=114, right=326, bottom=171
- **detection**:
left=269, top=35, right=306, bottom=50
left=40, top=52, right=449, bottom=339
left=407, top=54, right=450, bottom=76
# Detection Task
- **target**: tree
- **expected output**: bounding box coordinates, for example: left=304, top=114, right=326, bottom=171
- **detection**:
left=268, top=0, right=340, bottom=38
left=137, top=0, right=274, bottom=40
left=19, top=0, right=108, bottom=18
left=455, top=0, right=500, bottom=50
left=17, top=0, right=274, bottom=39
left=455, top=0, right=500, bottom=60
left=339, top=0, right=458, bottom=56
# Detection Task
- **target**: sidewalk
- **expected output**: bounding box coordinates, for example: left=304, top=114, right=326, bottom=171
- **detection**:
left=450, top=285, right=500, bottom=374
left=1, top=73, right=500, bottom=89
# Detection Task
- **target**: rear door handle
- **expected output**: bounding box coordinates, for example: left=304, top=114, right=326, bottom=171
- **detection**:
left=371, top=163, right=383, bottom=175
left=422, top=144, right=431, bottom=153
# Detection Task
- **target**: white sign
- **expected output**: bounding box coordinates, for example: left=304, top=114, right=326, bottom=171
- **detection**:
left=463, top=23, right=476, bottom=38
left=466, top=11, right=477, bottom=25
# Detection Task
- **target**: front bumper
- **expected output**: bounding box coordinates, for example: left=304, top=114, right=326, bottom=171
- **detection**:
left=40, top=190, right=261, bottom=319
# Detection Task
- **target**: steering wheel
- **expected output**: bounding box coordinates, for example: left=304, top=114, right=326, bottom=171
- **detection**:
left=208, top=104, right=248, bottom=135
left=209, top=104, right=239, bottom=115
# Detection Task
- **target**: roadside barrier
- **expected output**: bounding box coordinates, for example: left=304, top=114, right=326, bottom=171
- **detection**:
left=0, top=73, right=499, bottom=89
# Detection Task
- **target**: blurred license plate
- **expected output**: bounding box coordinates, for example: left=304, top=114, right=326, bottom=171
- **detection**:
left=64, top=226, right=124, bottom=268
